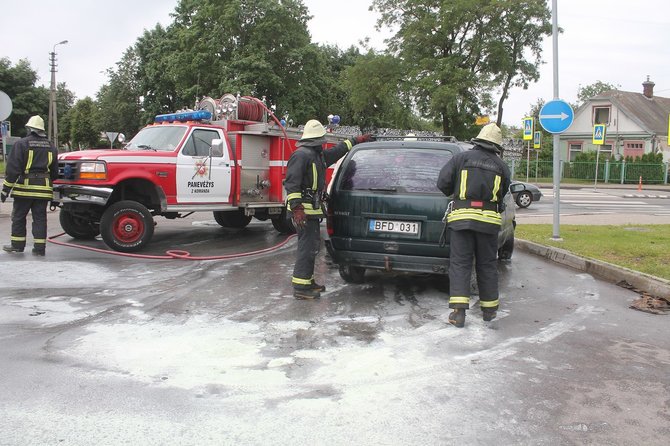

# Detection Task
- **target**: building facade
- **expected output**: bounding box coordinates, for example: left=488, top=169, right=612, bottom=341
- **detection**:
left=559, top=77, right=670, bottom=163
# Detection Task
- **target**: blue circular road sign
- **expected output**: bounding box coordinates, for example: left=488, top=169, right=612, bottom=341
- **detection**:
left=539, top=99, right=574, bottom=134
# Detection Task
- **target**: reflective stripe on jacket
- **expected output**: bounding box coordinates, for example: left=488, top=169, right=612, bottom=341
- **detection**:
left=3, top=134, right=58, bottom=200
left=284, top=137, right=354, bottom=218
left=436, top=144, right=511, bottom=233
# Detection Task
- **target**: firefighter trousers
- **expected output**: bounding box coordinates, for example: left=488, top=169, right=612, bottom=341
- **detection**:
left=448, top=228, right=499, bottom=311
left=291, top=219, right=321, bottom=289
left=10, top=197, right=48, bottom=252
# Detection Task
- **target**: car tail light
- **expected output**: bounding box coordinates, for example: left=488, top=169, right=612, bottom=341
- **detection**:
left=326, top=204, right=334, bottom=237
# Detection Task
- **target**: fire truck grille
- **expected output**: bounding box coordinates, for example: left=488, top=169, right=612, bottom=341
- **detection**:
left=58, top=161, right=80, bottom=180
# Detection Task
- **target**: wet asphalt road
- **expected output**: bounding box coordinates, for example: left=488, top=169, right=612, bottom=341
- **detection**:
left=0, top=209, right=668, bottom=445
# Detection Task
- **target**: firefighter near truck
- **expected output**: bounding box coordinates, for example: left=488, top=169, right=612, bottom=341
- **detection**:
left=53, top=94, right=344, bottom=252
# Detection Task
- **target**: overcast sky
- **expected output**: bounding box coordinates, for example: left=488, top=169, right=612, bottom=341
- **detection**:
left=2, top=0, right=668, bottom=127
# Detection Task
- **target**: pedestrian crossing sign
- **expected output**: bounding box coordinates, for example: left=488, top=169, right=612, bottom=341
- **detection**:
left=593, top=124, right=606, bottom=145
left=523, top=117, right=533, bottom=140
left=533, top=131, right=541, bottom=149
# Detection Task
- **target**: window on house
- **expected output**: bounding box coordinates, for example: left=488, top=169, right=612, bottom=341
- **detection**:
left=593, top=106, right=611, bottom=125
left=623, top=141, right=645, bottom=159
left=597, top=144, right=612, bottom=157
left=569, top=142, right=582, bottom=161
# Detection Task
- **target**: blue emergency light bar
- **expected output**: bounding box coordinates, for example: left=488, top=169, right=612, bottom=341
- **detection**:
left=154, top=110, right=212, bottom=123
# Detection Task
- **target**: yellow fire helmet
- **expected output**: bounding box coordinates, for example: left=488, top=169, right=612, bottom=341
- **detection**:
left=26, top=115, right=46, bottom=131
left=474, top=123, right=503, bottom=147
left=300, top=119, right=326, bottom=140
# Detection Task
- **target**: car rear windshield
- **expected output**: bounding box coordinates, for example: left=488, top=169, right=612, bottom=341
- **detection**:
left=338, top=148, right=454, bottom=194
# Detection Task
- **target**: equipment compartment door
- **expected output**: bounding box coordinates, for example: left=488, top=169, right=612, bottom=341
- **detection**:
left=176, top=128, right=232, bottom=203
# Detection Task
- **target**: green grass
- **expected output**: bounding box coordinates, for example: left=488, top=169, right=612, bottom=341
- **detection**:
left=515, top=224, right=670, bottom=281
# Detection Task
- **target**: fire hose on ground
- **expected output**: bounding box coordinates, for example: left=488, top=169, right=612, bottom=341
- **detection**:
left=47, top=232, right=296, bottom=261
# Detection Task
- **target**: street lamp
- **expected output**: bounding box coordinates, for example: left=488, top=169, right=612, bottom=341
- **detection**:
left=48, top=39, right=68, bottom=148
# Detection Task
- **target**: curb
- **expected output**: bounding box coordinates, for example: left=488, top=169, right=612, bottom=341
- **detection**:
left=515, top=239, right=670, bottom=300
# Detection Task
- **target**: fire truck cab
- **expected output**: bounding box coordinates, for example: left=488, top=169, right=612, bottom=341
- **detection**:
left=54, top=94, right=340, bottom=252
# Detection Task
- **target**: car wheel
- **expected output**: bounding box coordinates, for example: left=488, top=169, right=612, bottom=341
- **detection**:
left=498, top=234, right=514, bottom=260
left=339, top=265, right=366, bottom=284
left=213, top=210, right=252, bottom=228
left=515, top=191, right=533, bottom=208
left=59, top=208, right=100, bottom=239
left=100, top=201, right=154, bottom=252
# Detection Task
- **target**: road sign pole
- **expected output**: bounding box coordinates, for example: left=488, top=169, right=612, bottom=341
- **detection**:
left=593, top=146, right=600, bottom=190
left=551, top=0, right=561, bottom=240
left=526, top=141, right=530, bottom=182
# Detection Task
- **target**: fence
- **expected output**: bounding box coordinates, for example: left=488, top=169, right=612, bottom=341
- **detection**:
left=508, top=159, right=670, bottom=185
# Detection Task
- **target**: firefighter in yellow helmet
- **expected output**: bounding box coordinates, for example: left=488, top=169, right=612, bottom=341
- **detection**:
left=436, top=123, right=511, bottom=327
left=2, top=115, right=59, bottom=256
left=284, top=120, right=373, bottom=299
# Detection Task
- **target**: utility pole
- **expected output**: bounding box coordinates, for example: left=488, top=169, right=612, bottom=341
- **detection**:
left=48, top=40, right=68, bottom=149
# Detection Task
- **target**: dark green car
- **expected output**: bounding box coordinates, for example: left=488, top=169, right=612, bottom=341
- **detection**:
left=324, top=140, right=517, bottom=283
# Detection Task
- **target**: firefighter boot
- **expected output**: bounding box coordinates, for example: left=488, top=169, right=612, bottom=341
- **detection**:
left=482, top=309, right=497, bottom=322
left=293, top=288, right=321, bottom=300
left=448, top=309, right=466, bottom=328
left=32, top=247, right=46, bottom=257
left=311, top=280, right=326, bottom=293
left=2, top=245, right=24, bottom=253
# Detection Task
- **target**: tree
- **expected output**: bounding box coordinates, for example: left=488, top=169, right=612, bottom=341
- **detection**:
left=484, top=0, right=551, bottom=126
left=0, top=58, right=49, bottom=137
left=68, top=98, right=102, bottom=149
left=372, top=0, right=552, bottom=138
left=97, top=48, right=143, bottom=139
left=340, top=51, right=417, bottom=129
left=575, top=80, right=620, bottom=108
left=132, top=0, right=321, bottom=124
left=56, top=81, right=76, bottom=147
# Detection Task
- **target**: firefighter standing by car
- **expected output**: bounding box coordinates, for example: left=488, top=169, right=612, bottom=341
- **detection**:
left=284, top=120, right=373, bottom=299
left=436, top=123, right=511, bottom=327
left=1, top=115, right=59, bottom=256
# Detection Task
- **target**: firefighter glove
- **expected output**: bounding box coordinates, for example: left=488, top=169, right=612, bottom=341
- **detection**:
left=291, top=204, right=307, bottom=229
left=50, top=201, right=59, bottom=211
left=355, top=134, right=375, bottom=144
left=0, top=190, right=8, bottom=203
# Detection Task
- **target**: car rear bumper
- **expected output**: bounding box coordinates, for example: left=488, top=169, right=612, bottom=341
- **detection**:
left=325, top=240, right=449, bottom=275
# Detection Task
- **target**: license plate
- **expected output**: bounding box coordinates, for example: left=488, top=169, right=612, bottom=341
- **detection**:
left=369, top=219, right=420, bottom=235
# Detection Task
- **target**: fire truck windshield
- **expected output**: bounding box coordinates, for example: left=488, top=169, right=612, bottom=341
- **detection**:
left=125, top=126, right=187, bottom=152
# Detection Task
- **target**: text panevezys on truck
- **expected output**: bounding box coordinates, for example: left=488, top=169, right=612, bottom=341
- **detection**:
left=53, top=94, right=344, bottom=252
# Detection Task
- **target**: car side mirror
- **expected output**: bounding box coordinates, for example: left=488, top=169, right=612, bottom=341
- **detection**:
left=211, top=139, right=224, bottom=157
left=509, top=183, right=525, bottom=193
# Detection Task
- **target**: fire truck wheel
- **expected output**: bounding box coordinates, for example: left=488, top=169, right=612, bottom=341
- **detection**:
left=213, top=210, right=252, bottom=228
left=59, top=208, right=100, bottom=239
left=271, top=209, right=296, bottom=234
left=100, top=201, right=155, bottom=252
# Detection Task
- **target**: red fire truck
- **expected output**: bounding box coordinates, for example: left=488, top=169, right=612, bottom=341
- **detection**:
left=53, top=94, right=343, bottom=252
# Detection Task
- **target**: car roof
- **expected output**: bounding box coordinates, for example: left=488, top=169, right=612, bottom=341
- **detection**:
left=357, top=140, right=464, bottom=152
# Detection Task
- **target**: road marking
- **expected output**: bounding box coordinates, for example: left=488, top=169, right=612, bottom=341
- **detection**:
left=562, top=200, right=650, bottom=204
left=569, top=204, right=663, bottom=208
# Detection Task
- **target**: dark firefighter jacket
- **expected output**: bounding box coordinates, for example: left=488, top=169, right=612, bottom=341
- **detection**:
left=2, top=133, right=59, bottom=200
left=284, top=136, right=355, bottom=218
left=436, top=141, right=511, bottom=234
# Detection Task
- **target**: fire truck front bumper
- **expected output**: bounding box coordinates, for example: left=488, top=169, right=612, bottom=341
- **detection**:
left=53, top=184, right=113, bottom=206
